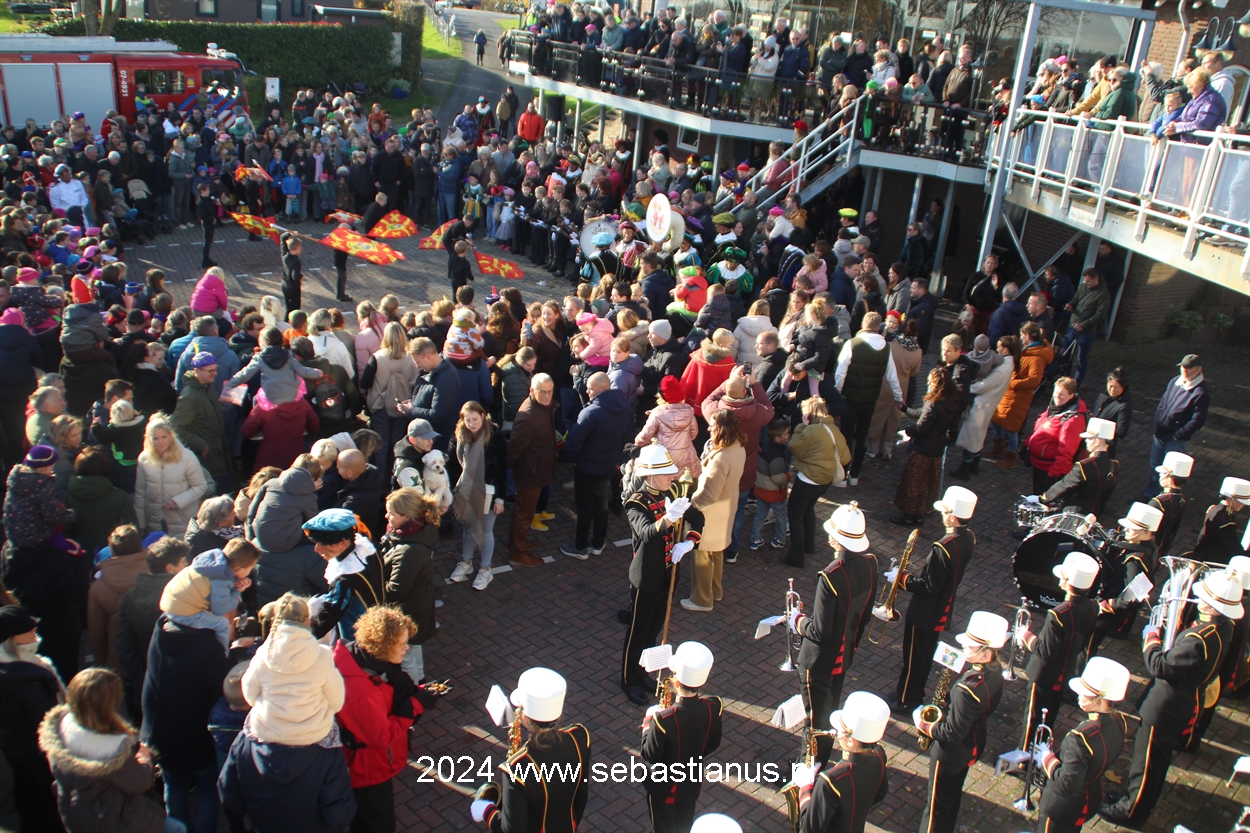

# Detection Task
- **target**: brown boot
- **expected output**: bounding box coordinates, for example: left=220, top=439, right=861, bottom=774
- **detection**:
left=987, top=438, right=1006, bottom=461
left=993, top=452, right=1017, bottom=469
left=509, top=553, right=544, bottom=567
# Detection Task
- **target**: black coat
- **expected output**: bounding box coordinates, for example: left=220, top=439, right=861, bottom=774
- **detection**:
left=1038, top=711, right=1129, bottom=831
left=1090, top=391, right=1131, bottom=458
left=336, top=464, right=386, bottom=540
left=1041, top=450, right=1118, bottom=518
left=1139, top=618, right=1233, bottom=727
left=797, top=552, right=879, bottom=676
left=799, top=746, right=888, bottom=833
left=1024, top=596, right=1098, bottom=691
left=907, top=292, right=939, bottom=353
left=140, top=616, right=233, bottom=772
left=0, top=656, right=62, bottom=831
left=640, top=339, right=688, bottom=400
left=904, top=396, right=961, bottom=457
left=116, top=572, right=173, bottom=701
left=902, top=526, right=974, bottom=630
left=381, top=521, right=439, bottom=645
left=640, top=695, right=722, bottom=802
left=926, top=664, right=1003, bottom=766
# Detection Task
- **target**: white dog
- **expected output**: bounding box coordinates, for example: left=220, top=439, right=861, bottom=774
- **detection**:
left=421, top=449, right=455, bottom=510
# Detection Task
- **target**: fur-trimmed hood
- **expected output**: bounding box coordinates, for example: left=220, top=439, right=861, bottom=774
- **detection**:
left=698, top=340, right=735, bottom=364
left=39, top=705, right=135, bottom=778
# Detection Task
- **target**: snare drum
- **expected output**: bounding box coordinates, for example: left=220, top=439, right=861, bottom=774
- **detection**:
left=1013, top=513, right=1110, bottom=610
left=1013, top=497, right=1049, bottom=529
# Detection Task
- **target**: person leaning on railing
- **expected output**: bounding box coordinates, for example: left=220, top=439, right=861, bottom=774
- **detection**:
left=1165, top=67, right=1227, bottom=143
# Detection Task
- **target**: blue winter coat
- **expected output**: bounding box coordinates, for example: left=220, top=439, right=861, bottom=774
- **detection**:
left=218, top=731, right=356, bottom=833
left=174, top=334, right=241, bottom=396
left=409, top=357, right=461, bottom=449
left=777, top=44, right=810, bottom=80
left=564, top=387, right=632, bottom=476
left=435, top=158, right=463, bottom=196
left=0, top=323, right=43, bottom=398
left=987, top=298, right=1029, bottom=347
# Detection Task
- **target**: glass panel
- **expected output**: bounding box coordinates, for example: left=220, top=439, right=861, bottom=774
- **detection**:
left=197, top=0, right=214, bottom=14
left=170, top=70, right=184, bottom=94
left=151, top=70, right=168, bottom=94
left=1206, top=151, right=1250, bottom=225
left=292, top=0, right=303, bottom=15
left=260, top=0, right=278, bottom=22
left=1154, top=144, right=1205, bottom=207
left=134, top=69, right=151, bottom=91
left=1111, top=135, right=1149, bottom=194
left=1045, top=125, right=1074, bottom=175
left=1017, top=123, right=1042, bottom=167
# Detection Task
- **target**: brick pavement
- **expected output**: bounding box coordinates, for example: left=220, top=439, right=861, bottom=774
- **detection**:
left=142, top=223, right=1250, bottom=832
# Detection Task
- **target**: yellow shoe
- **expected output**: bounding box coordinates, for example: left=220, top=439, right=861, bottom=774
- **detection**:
left=530, top=518, right=550, bottom=531
left=537, top=511, right=556, bottom=522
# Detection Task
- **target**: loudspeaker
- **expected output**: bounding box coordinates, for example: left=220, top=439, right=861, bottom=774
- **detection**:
left=544, top=94, right=566, bottom=122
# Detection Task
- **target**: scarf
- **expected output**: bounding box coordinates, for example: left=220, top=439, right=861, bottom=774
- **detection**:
left=347, top=641, right=417, bottom=714
left=453, top=433, right=489, bottom=546
left=894, top=333, right=919, bottom=351
left=1047, top=396, right=1080, bottom=420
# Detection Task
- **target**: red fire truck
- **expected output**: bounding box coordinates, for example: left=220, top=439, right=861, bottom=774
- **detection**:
left=0, top=34, right=251, bottom=128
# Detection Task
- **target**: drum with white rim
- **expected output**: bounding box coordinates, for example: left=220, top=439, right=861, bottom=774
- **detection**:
left=1013, top=513, right=1112, bottom=610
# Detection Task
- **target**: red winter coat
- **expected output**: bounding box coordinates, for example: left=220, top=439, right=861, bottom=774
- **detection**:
left=241, top=398, right=320, bottom=471
left=1026, top=398, right=1088, bottom=478
left=332, top=641, right=420, bottom=788
left=680, top=343, right=735, bottom=413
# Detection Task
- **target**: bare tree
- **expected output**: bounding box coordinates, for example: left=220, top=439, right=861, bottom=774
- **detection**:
left=81, top=0, right=124, bottom=36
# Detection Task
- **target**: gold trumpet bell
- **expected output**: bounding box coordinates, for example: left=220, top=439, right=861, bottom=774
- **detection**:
left=871, top=604, right=900, bottom=623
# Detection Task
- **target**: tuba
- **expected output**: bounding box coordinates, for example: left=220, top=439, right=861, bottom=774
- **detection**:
left=867, top=529, right=919, bottom=644
left=918, top=666, right=952, bottom=751
left=1148, top=555, right=1214, bottom=650
left=780, top=730, right=838, bottom=833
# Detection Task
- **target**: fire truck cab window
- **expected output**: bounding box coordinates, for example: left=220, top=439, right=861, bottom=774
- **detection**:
left=133, top=70, right=184, bottom=95
left=202, top=67, right=238, bottom=94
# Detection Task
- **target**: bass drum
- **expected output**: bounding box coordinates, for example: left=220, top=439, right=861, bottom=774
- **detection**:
left=1013, top=513, right=1110, bottom=610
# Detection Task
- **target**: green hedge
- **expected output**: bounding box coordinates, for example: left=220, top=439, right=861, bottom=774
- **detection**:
left=36, top=18, right=407, bottom=90
left=387, top=0, right=423, bottom=83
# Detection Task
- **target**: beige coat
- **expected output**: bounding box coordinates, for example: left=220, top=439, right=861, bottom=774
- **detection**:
left=133, top=450, right=209, bottom=539
left=690, top=443, right=746, bottom=552
left=86, top=551, right=148, bottom=671
left=866, top=339, right=923, bottom=454
left=243, top=621, right=345, bottom=746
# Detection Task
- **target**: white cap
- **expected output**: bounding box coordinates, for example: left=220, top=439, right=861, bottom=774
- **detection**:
left=636, top=439, right=679, bottom=476
left=691, top=814, right=742, bottom=833
left=823, top=501, right=870, bottom=552
left=933, top=486, right=977, bottom=520
left=1220, top=477, right=1250, bottom=499
left=1227, top=555, right=1250, bottom=590
left=1080, top=417, right=1117, bottom=441
left=510, top=668, right=567, bottom=723
left=956, top=611, right=1009, bottom=650
left=1068, top=656, right=1130, bottom=701
left=1053, top=551, right=1100, bottom=590
left=668, top=641, right=714, bottom=688
left=1193, top=570, right=1245, bottom=619
left=829, top=691, right=890, bottom=744
left=1155, top=451, right=1194, bottom=479
left=1119, top=502, right=1164, bottom=533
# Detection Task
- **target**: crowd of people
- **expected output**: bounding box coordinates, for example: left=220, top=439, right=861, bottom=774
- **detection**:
left=0, top=9, right=1247, bottom=833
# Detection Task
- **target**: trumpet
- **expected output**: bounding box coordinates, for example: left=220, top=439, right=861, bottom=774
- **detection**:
left=781, top=578, right=803, bottom=672
left=867, top=528, right=919, bottom=645
left=918, top=665, right=952, bottom=751
left=1003, top=598, right=1031, bottom=682
left=1013, top=708, right=1053, bottom=814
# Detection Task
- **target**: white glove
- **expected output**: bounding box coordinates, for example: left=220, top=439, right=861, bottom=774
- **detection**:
left=884, top=568, right=899, bottom=584
left=1026, top=495, right=1041, bottom=504
left=1032, top=742, right=1051, bottom=768
left=1015, top=628, right=1031, bottom=648
left=471, top=800, right=494, bottom=822
left=671, top=540, right=694, bottom=563
left=645, top=704, right=661, bottom=719
left=792, top=762, right=818, bottom=788
left=664, top=496, right=692, bottom=523
left=788, top=608, right=803, bottom=633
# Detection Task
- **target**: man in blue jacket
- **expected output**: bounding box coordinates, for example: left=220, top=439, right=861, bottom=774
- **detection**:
left=403, top=337, right=460, bottom=453
left=562, top=372, right=633, bottom=559
left=1143, top=354, right=1210, bottom=498
left=986, top=282, right=1029, bottom=348
left=777, top=31, right=811, bottom=122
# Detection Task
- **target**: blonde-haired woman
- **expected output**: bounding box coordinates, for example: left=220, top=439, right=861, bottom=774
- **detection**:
left=47, top=414, right=85, bottom=498
left=682, top=409, right=747, bottom=613
left=134, top=416, right=208, bottom=537
left=616, top=308, right=649, bottom=356
left=353, top=300, right=387, bottom=378
left=447, top=401, right=507, bottom=590
left=38, top=667, right=176, bottom=833
left=380, top=487, right=442, bottom=683
left=786, top=397, right=850, bottom=568
left=360, top=321, right=419, bottom=473
left=259, top=295, right=289, bottom=332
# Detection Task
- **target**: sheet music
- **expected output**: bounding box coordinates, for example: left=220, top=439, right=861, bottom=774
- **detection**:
left=754, top=615, right=786, bottom=640
left=640, top=644, right=673, bottom=672
left=485, top=684, right=513, bottom=727
left=934, top=642, right=966, bottom=672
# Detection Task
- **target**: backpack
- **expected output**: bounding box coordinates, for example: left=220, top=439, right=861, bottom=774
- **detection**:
left=310, top=377, right=346, bottom=422
left=382, top=366, right=412, bottom=418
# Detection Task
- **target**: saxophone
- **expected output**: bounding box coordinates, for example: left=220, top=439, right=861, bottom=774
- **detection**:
left=781, top=730, right=837, bottom=833
left=657, top=675, right=676, bottom=709
left=918, top=666, right=953, bottom=751
left=507, top=705, right=525, bottom=755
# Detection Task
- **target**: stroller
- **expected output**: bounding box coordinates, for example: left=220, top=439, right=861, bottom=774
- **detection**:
left=113, top=180, right=159, bottom=242
left=1037, top=332, right=1079, bottom=401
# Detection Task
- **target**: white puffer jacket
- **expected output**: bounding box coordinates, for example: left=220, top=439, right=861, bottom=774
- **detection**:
left=133, top=448, right=208, bottom=538
left=243, top=621, right=345, bottom=746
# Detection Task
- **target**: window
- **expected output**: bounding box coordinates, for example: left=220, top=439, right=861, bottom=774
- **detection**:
left=291, top=0, right=303, bottom=16
left=197, top=0, right=216, bottom=15
left=676, top=126, right=700, bottom=153
left=259, top=0, right=278, bottom=21
left=132, top=69, right=184, bottom=95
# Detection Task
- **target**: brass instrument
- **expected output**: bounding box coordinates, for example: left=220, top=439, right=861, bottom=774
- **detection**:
left=1003, top=598, right=1031, bottom=682
left=918, top=666, right=953, bottom=751
left=781, top=578, right=803, bottom=671
left=657, top=675, right=676, bottom=709
left=1148, top=555, right=1214, bottom=650
left=868, top=529, right=920, bottom=644
left=507, top=705, right=524, bottom=755
left=780, top=730, right=838, bottom=833
left=1013, top=708, right=1053, bottom=814
left=654, top=467, right=697, bottom=703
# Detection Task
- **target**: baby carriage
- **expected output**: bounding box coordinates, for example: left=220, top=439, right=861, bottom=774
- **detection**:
left=115, top=180, right=159, bottom=242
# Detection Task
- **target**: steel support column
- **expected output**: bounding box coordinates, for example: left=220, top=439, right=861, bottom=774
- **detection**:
left=871, top=166, right=884, bottom=211
left=572, top=99, right=581, bottom=146
left=908, top=174, right=925, bottom=225
left=712, top=135, right=722, bottom=191
left=634, top=112, right=644, bottom=166
left=978, top=0, right=1042, bottom=266
left=598, top=106, right=606, bottom=144
left=860, top=167, right=874, bottom=220
left=1106, top=251, right=1133, bottom=341
left=931, top=178, right=957, bottom=293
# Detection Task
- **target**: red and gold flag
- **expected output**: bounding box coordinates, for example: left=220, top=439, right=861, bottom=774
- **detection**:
left=228, top=212, right=280, bottom=243
left=233, top=165, right=272, bottom=183
left=324, top=210, right=362, bottom=225
left=368, top=210, right=418, bottom=239
left=318, top=228, right=406, bottom=265
left=418, top=220, right=455, bottom=250
left=475, top=250, right=524, bottom=280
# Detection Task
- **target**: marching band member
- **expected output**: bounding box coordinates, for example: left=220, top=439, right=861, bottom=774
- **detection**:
left=1101, top=570, right=1242, bottom=826
left=1035, top=417, right=1119, bottom=520
left=912, top=611, right=1008, bottom=833
left=621, top=442, right=703, bottom=706
left=1034, top=657, right=1132, bottom=833
left=888, top=486, right=978, bottom=713
left=1186, top=555, right=1250, bottom=749
left=471, top=668, right=590, bottom=832
left=640, top=642, right=723, bottom=833
left=1086, top=502, right=1162, bottom=657
left=690, top=813, right=742, bottom=833
left=1191, top=477, right=1250, bottom=562
left=1014, top=552, right=1100, bottom=747
left=792, top=502, right=878, bottom=740
left=792, top=691, right=890, bottom=833
left=615, top=221, right=647, bottom=281
left=1148, top=451, right=1192, bottom=557
left=581, top=231, right=621, bottom=284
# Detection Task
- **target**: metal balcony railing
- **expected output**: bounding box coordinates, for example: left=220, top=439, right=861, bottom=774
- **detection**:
left=989, top=109, right=1250, bottom=276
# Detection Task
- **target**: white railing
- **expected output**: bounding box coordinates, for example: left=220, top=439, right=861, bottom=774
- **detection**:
left=990, top=109, right=1250, bottom=278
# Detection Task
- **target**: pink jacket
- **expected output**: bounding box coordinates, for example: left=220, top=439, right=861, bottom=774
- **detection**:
left=635, top=403, right=701, bottom=478
left=354, top=317, right=386, bottom=379
left=190, top=273, right=229, bottom=315
left=579, top=317, right=615, bottom=366
left=798, top=261, right=828, bottom=294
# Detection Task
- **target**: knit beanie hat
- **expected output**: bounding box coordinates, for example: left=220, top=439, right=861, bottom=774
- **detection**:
left=24, top=445, right=59, bottom=467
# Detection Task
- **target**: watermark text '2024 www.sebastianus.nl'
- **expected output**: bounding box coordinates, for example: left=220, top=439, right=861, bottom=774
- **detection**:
left=410, top=755, right=785, bottom=785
